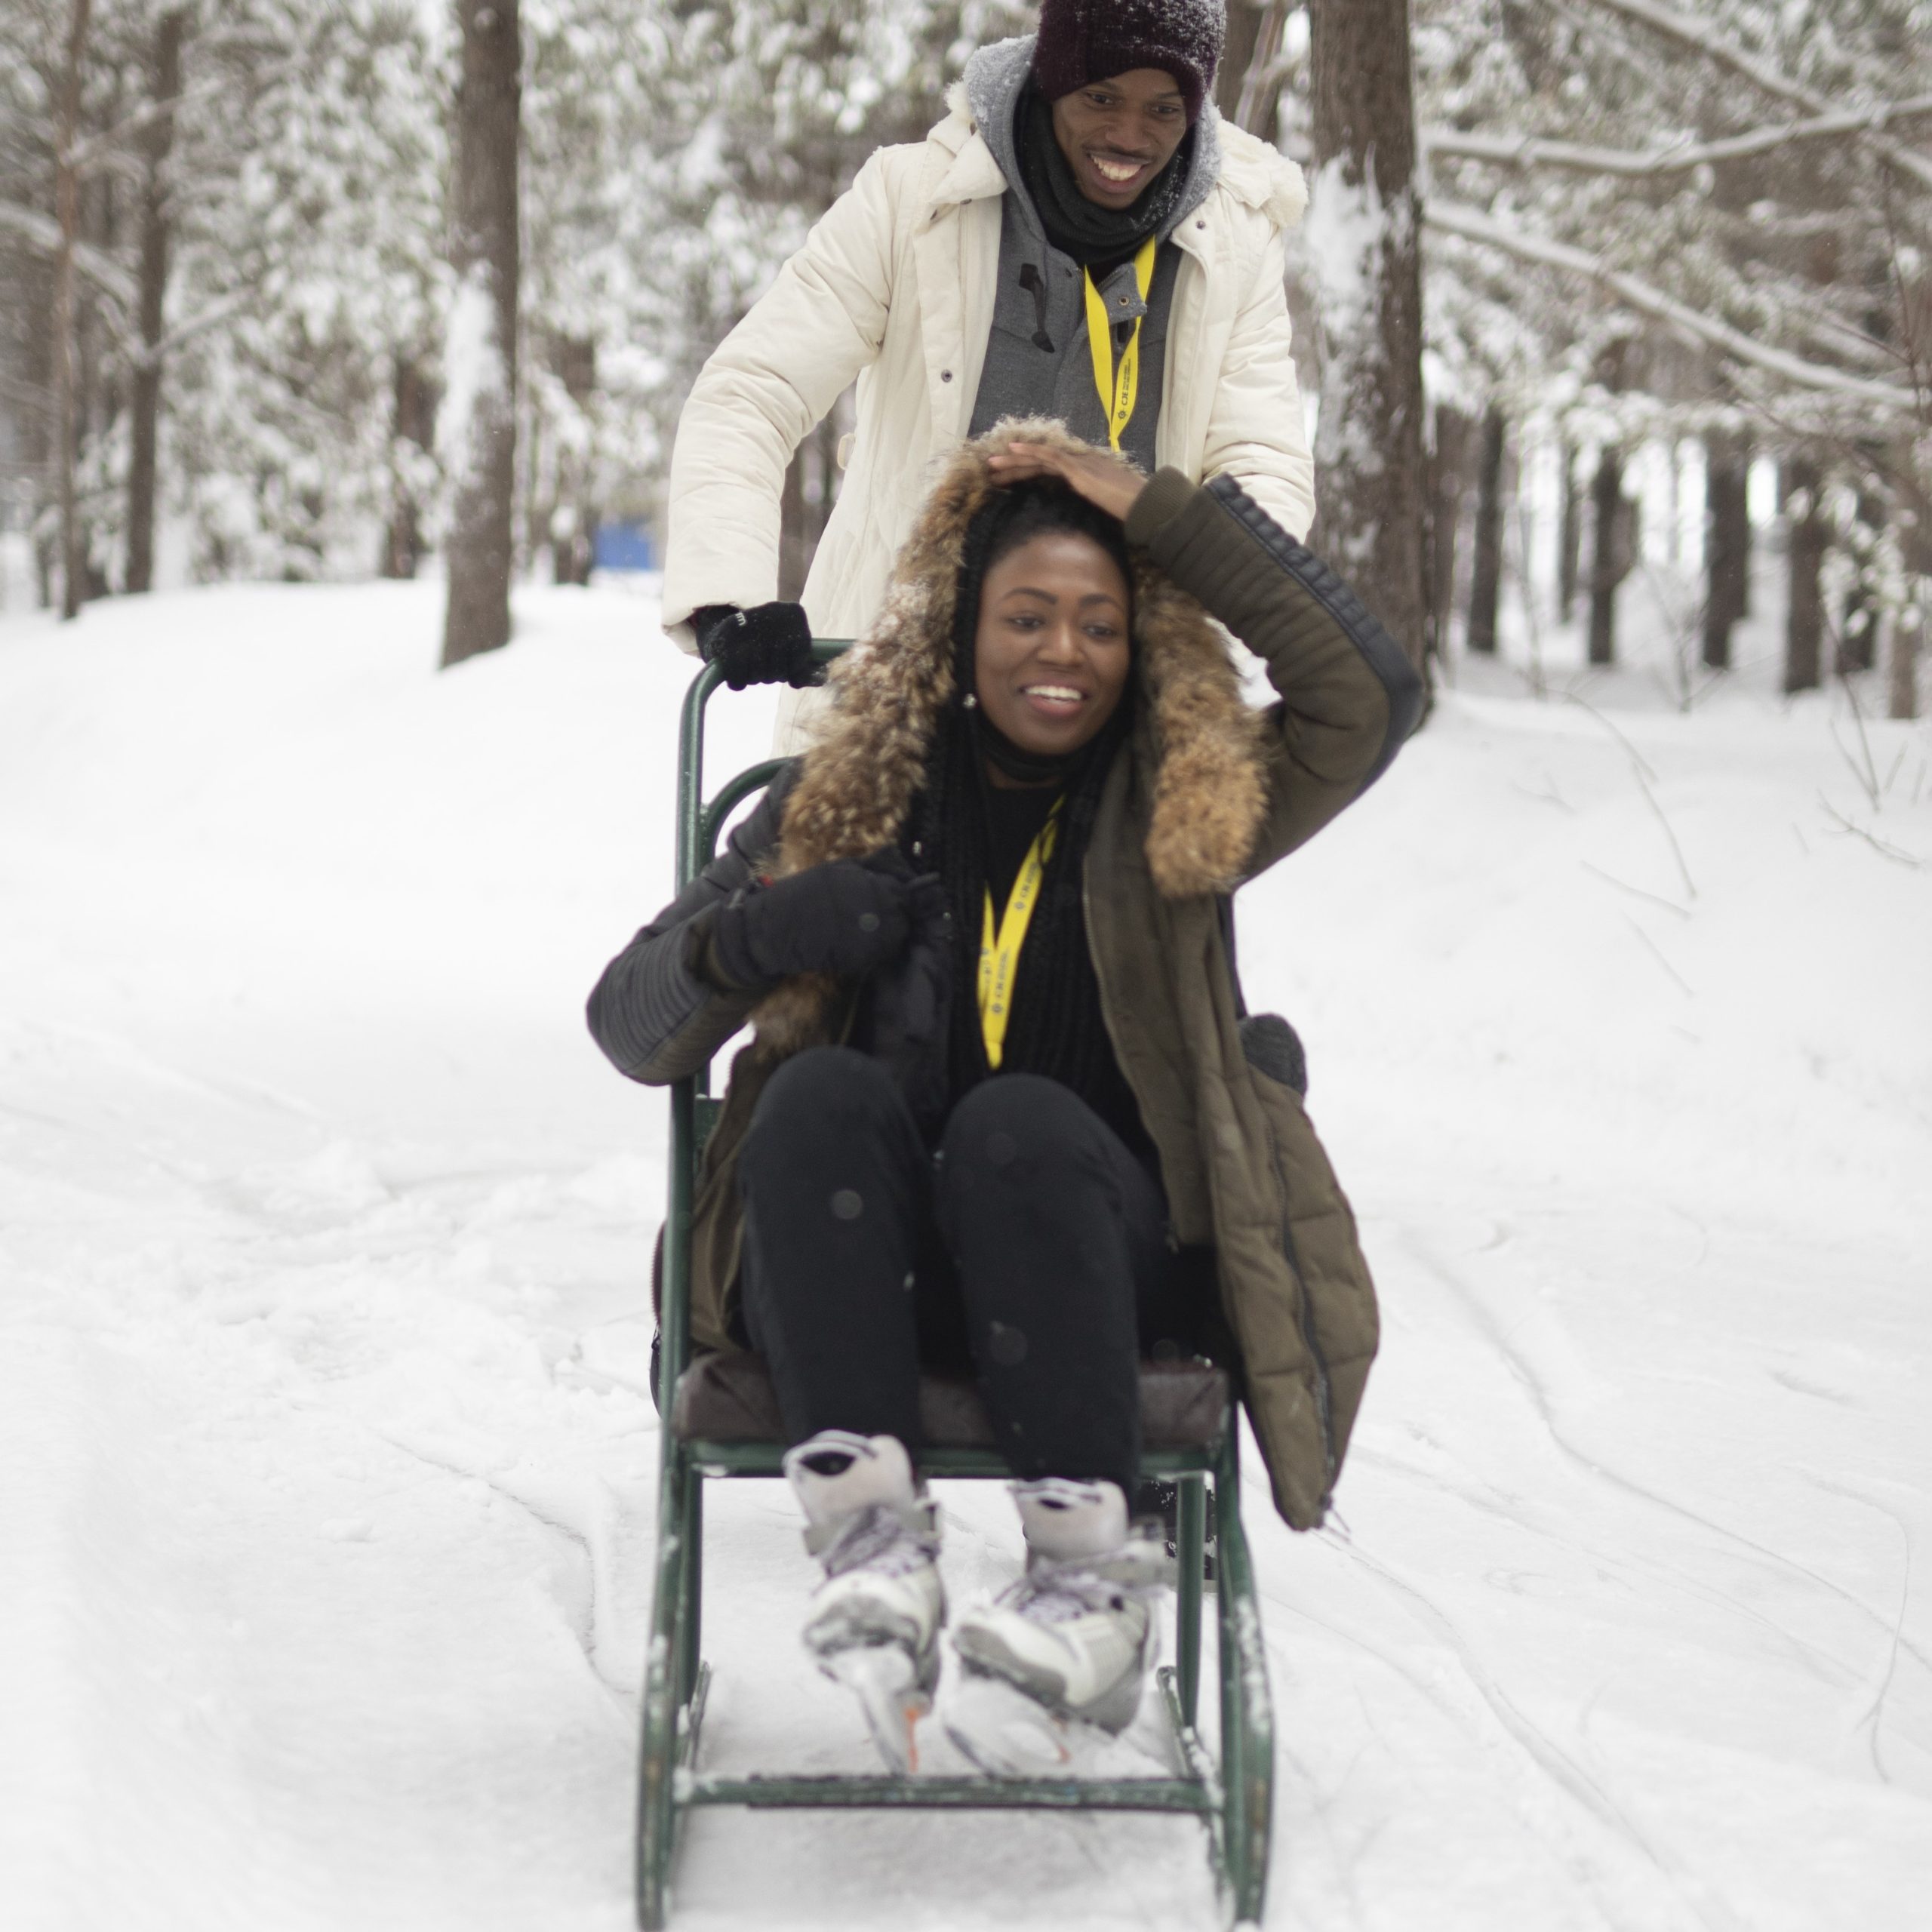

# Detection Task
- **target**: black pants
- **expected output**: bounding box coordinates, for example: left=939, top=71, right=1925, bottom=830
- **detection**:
left=737, top=1046, right=1204, bottom=1499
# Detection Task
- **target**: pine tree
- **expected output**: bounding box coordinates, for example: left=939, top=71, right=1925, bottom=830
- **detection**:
left=440, top=0, right=520, bottom=667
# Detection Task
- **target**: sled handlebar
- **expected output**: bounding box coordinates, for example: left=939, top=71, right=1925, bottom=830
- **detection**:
left=675, top=641, right=852, bottom=891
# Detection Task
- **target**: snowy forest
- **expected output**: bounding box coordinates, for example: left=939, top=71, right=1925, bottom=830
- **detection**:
left=1, top=0, right=1928, bottom=708
left=2, top=7, right=1929, bottom=1932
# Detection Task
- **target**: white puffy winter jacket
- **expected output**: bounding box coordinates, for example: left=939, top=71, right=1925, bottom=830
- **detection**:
left=663, top=77, right=1315, bottom=735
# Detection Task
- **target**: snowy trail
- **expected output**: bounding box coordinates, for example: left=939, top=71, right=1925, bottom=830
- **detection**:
left=3, top=579, right=1929, bottom=1930
left=1272, top=1189, right=1931, bottom=1932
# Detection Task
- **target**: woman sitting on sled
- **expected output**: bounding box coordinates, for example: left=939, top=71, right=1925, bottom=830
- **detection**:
left=589, top=423, right=1420, bottom=1772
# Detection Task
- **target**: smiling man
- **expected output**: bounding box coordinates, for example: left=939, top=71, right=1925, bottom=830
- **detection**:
left=663, top=0, right=1314, bottom=744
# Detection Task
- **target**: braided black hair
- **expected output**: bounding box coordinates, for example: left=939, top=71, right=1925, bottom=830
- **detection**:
left=950, top=479, right=1135, bottom=683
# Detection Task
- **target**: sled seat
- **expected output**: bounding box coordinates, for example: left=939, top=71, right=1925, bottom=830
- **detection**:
left=671, top=1352, right=1229, bottom=1451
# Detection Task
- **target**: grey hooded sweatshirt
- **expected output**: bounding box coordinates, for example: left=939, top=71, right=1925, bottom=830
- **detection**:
left=963, top=35, right=1222, bottom=472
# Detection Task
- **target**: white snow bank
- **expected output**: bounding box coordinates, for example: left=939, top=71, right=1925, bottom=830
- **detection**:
left=1, top=579, right=1927, bottom=1930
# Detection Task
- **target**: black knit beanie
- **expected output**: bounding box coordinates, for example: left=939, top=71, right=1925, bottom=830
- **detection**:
left=1032, top=0, right=1226, bottom=123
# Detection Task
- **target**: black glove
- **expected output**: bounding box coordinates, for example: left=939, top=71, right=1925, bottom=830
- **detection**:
left=709, top=851, right=920, bottom=987
left=693, top=601, right=819, bottom=690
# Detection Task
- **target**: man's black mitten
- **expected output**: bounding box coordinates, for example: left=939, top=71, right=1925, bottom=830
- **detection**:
left=709, top=854, right=915, bottom=987
left=693, top=601, right=819, bottom=689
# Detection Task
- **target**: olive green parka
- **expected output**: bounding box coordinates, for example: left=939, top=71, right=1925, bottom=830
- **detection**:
left=589, top=421, right=1421, bottom=1528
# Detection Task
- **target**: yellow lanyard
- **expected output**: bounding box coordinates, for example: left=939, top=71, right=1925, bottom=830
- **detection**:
left=1082, top=235, right=1158, bottom=451
left=977, top=803, right=1062, bottom=1070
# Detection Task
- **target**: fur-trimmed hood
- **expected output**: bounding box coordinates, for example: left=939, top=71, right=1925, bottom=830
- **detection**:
left=769, top=420, right=1268, bottom=896
left=752, top=421, right=1269, bottom=1052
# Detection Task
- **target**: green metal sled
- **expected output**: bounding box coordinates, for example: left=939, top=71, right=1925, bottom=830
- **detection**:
left=635, top=649, right=1275, bottom=1927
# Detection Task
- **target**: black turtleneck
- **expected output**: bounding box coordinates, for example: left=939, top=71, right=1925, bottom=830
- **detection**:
left=970, top=704, right=1091, bottom=906
left=982, top=781, right=1063, bottom=910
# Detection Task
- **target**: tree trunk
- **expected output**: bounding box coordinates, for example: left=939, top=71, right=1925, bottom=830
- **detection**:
left=777, top=449, right=809, bottom=603
left=1893, top=497, right=1931, bottom=721
left=552, top=518, right=594, bottom=586
left=1308, top=0, right=1429, bottom=676
left=1892, top=611, right=1922, bottom=719
left=125, top=7, right=186, bottom=596
left=1558, top=441, right=1581, bottom=620
left=1701, top=430, right=1749, bottom=671
left=382, top=355, right=436, bottom=578
left=1426, top=401, right=1469, bottom=663
left=1216, top=3, right=1266, bottom=122
left=1783, top=456, right=1826, bottom=694
left=381, top=497, right=419, bottom=580
left=1837, top=478, right=1884, bottom=675
left=1588, top=445, right=1628, bottom=667
left=549, top=332, right=597, bottom=586
left=1466, top=405, right=1505, bottom=654
left=78, top=146, right=116, bottom=604
left=777, top=415, right=841, bottom=603
left=53, top=0, right=92, bottom=620
left=1219, top=2, right=1287, bottom=135
left=440, top=0, right=521, bottom=669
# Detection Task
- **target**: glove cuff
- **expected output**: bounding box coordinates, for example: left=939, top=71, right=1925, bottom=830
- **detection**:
left=699, top=887, right=771, bottom=992
left=691, top=605, right=740, bottom=665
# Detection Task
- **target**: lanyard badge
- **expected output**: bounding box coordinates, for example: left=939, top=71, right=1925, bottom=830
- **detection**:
left=1081, top=235, right=1158, bottom=453
left=977, top=802, right=1063, bottom=1069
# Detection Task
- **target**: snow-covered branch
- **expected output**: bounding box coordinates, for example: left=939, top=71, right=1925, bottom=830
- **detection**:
left=0, top=199, right=137, bottom=309
left=128, top=290, right=256, bottom=371
left=1580, top=0, right=1834, bottom=112
left=64, top=72, right=235, bottom=176
left=1424, top=97, right=1932, bottom=180
left=1425, top=198, right=1921, bottom=412
left=63, top=44, right=309, bottom=178
left=1577, top=0, right=1932, bottom=194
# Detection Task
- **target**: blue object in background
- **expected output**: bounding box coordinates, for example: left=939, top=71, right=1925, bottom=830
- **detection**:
left=593, top=522, right=657, bottom=572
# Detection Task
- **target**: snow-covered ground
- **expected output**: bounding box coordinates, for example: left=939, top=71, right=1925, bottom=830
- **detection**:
left=2, top=571, right=1927, bottom=1931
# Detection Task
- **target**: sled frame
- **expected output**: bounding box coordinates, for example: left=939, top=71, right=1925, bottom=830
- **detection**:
left=635, top=654, right=1274, bottom=1928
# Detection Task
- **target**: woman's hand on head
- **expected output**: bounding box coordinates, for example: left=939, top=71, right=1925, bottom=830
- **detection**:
left=986, top=441, right=1147, bottom=521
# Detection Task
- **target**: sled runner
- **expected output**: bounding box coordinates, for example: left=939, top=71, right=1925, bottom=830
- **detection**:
left=635, top=651, right=1275, bottom=1927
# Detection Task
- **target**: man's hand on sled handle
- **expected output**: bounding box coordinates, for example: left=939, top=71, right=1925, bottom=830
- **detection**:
left=986, top=441, right=1148, bottom=521
left=694, top=600, right=820, bottom=689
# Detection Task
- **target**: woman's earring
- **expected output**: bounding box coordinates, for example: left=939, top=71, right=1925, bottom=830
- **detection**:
left=962, top=692, right=979, bottom=709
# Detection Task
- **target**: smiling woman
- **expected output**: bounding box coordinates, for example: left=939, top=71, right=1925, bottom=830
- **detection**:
left=589, top=420, right=1423, bottom=1777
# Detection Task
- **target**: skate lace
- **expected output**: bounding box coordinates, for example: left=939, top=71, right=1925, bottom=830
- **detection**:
left=995, top=1567, right=1121, bottom=1626
left=817, top=1503, right=939, bottom=1580
left=998, top=1545, right=1168, bottom=1625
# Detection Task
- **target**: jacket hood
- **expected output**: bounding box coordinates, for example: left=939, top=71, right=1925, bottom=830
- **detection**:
left=959, top=34, right=1222, bottom=241
left=752, top=422, right=1268, bottom=1054
left=771, top=420, right=1266, bottom=891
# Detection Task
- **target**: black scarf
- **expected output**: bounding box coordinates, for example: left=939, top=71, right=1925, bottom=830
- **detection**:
left=1014, top=80, right=1192, bottom=269
left=892, top=492, right=1153, bottom=1157
left=906, top=701, right=1139, bottom=1144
